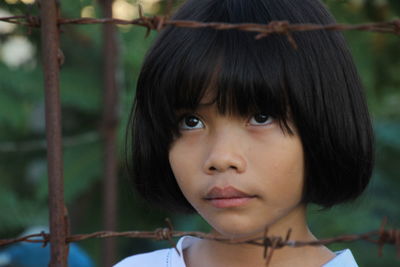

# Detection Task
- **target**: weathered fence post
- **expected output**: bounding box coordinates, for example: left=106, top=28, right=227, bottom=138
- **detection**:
left=99, top=0, right=119, bottom=266
left=40, top=0, right=68, bottom=266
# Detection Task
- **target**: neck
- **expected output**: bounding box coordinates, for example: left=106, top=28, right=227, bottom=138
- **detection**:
left=184, top=207, right=334, bottom=267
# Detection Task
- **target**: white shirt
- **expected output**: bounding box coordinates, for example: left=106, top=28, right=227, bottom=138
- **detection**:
left=114, top=236, right=358, bottom=267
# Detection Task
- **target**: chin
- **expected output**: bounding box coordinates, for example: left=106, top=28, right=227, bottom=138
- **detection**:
left=206, top=211, right=292, bottom=240
left=214, top=227, right=266, bottom=240
left=209, top=218, right=265, bottom=239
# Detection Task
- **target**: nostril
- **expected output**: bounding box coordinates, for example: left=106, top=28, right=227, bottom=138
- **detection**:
left=204, top=154, right=246, bottom=174
left=208, top=165, right=238, bottom=172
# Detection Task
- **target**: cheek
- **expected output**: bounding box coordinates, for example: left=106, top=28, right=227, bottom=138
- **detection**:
left=168, top=143, right=187, bottom=186
left=251, top=134, right=305, bottom=202
left=168, top=139, right=203, bottom=202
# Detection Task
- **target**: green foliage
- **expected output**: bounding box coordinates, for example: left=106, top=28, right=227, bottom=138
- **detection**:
left=0, top=0, right=399, bottom=266
left=0, top=186, right=48, bottom=231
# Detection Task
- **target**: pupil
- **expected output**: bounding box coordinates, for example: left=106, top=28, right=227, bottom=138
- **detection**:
left=185, top=116, right=199, bottom=127
left=255, top=114, right=268, bottom=123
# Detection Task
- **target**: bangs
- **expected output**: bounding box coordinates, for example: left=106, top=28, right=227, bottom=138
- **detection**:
left=174, top=31, right=289, bottom=117
left=134, top=0, right=352, bottom=139
left=142, top=27, right=293, bottom=135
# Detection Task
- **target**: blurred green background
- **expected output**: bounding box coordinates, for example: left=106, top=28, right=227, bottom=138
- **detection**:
left=0, top=0, right=399, bottom=266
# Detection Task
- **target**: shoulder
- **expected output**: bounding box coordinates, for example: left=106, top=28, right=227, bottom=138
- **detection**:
left=114, top=236, right=198, bottom=267
left=113, top=248, right=173, bottom=267
left=323, top=249, right=358, bottom=267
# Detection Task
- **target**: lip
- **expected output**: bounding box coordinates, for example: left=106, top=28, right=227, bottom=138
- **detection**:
left=204, top=186, right=256, bottom=208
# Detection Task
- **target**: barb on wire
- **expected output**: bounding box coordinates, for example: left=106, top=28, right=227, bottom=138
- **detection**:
left=0, top=232, right=50, bottom=247
left=164, top=218, right=180, bottom=256
left=0, top=15, right=40, bottom=27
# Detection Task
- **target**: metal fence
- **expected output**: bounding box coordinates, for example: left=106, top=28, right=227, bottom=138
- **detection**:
left=0, top=0, right=399, bottom=266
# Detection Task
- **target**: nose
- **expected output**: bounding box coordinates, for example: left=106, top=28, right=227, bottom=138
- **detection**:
left=203, top=130, right=247, bottom=174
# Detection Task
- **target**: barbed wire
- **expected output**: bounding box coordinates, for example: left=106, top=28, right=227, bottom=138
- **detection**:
left=1, top=3, right=400, bottom=266
left=1, top=13, right=400, bottom=48
left=0, top=217, right=399, bottom=266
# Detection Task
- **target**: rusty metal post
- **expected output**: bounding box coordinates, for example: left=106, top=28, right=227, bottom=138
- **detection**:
left=99, top=0, right=119, bottom=266
left=40, top=0, right=68, bottom=266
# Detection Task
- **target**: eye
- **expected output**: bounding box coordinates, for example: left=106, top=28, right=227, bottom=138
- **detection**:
left=179, top=115, right=205, bottom=130
left=248, top=113, right=274, bottom=126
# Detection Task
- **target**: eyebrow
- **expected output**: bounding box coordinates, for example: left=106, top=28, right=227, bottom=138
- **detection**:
left=174, top=102, right=214, bottom=117
left=198, top=97, right=217, bottom=107
left=198, top=102, right=214, bottom=107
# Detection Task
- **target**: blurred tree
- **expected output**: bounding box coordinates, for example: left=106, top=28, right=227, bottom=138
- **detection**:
left=0, top=0, right=398, bottom=266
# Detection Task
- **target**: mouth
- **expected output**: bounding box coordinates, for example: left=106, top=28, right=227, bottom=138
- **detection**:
left=204, top=186, right=257, bottom=208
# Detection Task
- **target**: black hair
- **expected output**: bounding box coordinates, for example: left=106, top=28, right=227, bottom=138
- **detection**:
left=127, top=0, right=374, bottom=213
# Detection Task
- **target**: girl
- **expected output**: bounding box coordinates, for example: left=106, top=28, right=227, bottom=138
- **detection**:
left=116, top=0, right=374, bottom=266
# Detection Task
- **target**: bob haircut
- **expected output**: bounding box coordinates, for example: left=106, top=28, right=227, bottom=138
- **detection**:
left=127, top=0, right=374, bottom=213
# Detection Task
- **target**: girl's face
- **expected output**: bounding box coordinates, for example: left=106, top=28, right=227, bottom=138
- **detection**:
left=169, top=103, right=305, bottom=238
